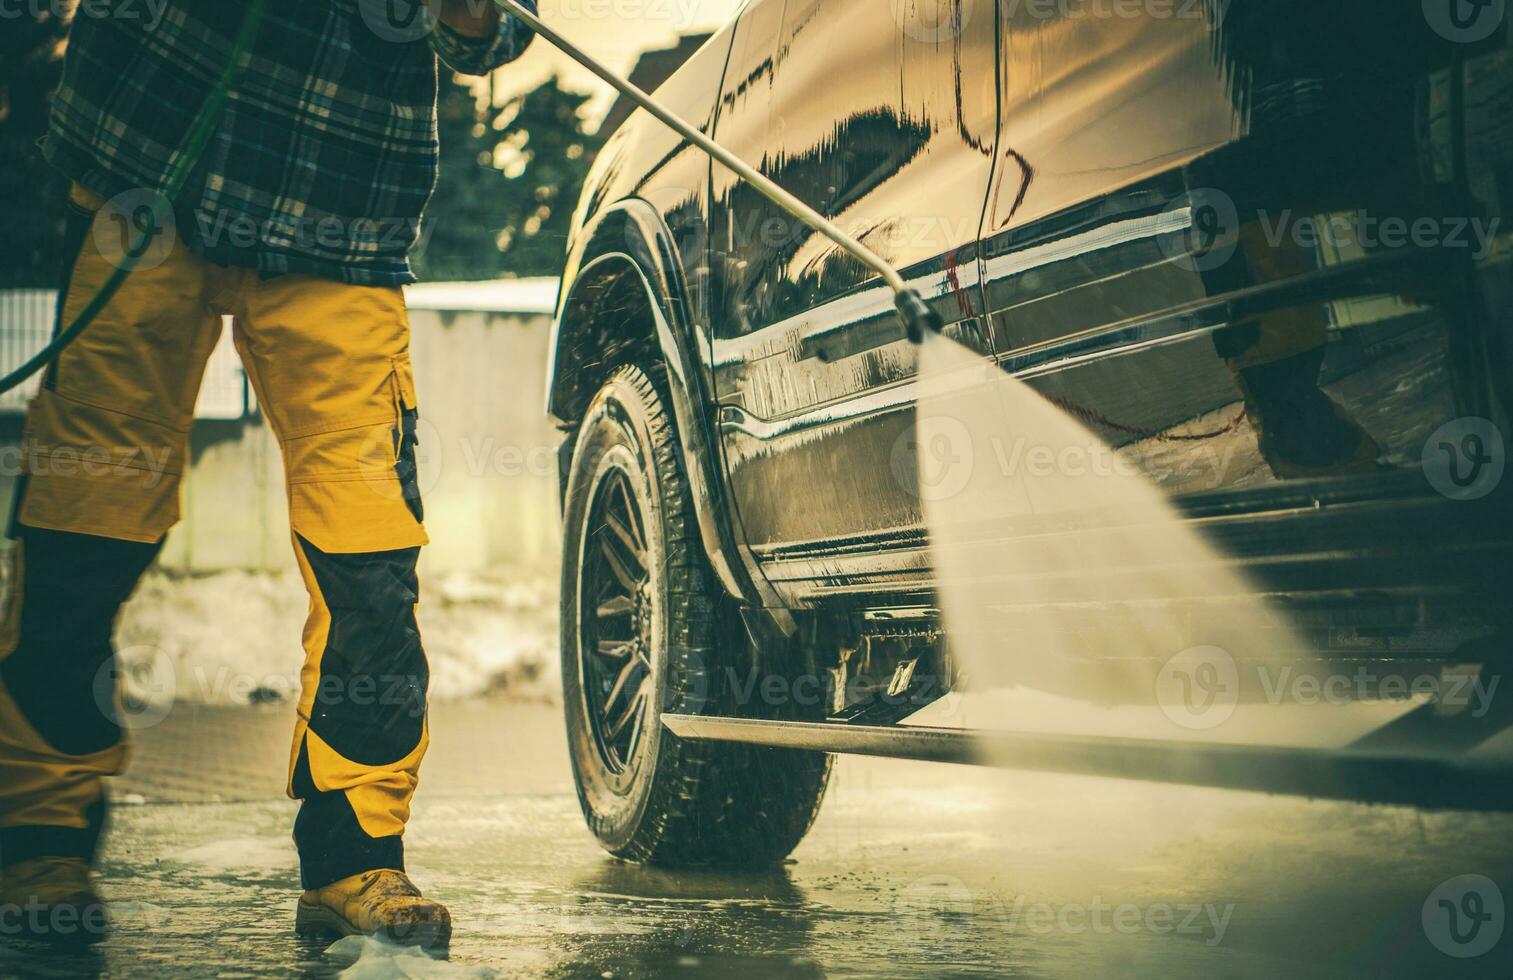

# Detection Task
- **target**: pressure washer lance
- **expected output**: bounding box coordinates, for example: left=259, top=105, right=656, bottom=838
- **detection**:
left=490, top=0, right=946, bottom=345
left=0, top=2, right=938, bottom=398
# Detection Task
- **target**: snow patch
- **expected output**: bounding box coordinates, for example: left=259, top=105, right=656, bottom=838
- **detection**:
left=115, top=564, right=559, bottom=707
left=326, top=935, right=498, bottom=978
left=107, top=900, right=172, bottom=932
left=169, top=836, right=297, bottom=871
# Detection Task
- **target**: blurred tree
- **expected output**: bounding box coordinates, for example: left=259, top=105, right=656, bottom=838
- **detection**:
left=412, top=74, right=514, bottom=281
left=413, top=73, right=596, bottom=281
left=0, top=4, right=75, bottom=288
left=490, top=76, right=596, bottom=278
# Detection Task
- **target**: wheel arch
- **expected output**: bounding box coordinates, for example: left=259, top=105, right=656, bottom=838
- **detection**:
left=547, top=199, right=785, bottom=620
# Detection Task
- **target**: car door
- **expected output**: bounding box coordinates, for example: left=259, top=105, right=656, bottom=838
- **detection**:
left=709, top=0, right=1000, bottom=575
left=979, top=1, right=1467, bottom=504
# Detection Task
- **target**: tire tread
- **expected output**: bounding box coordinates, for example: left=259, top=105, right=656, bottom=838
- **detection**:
left=569, top=365, right=830, bottom=868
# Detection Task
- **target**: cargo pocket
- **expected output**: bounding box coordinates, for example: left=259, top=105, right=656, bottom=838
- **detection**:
left=16, top=388, right=186, bottom=543
left=388, top=355, right=425, bottom=525
left=284, top=355, right=429, bottom=555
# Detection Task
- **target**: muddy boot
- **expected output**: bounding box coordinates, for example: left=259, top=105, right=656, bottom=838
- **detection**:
left=0, top=857, right=109, bottom=947
left=295, top=869, right=451, bottom=951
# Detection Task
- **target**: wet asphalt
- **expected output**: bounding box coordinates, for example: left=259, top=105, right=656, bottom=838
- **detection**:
left=3, top=700, right=1512, bottom=978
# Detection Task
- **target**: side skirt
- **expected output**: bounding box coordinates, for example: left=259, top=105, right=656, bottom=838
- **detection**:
left=660, top=713, right=1513, bottom=813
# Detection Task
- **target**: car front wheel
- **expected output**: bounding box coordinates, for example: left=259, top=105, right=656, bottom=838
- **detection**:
left=560, top=364, right=831, bottom=867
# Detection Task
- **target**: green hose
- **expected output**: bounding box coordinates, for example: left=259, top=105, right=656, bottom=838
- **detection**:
left=0, top=0, right=268, bottom=396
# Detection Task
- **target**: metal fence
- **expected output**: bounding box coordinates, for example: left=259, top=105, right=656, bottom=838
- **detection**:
left=0, top=290, right=250, bottom=419
left=0, top=291, right=53, bottom=413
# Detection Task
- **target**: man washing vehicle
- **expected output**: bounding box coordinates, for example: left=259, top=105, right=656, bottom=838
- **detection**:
left=0, top=0, right=535, bottom=949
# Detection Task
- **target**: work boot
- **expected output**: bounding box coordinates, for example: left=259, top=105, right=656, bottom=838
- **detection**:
left=0, top=857, right=109, bottom=947
left=295, top=869, right=451, bottom=951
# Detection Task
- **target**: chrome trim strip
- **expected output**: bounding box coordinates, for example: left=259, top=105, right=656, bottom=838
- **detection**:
left=979, top=207, right=1192, bottom=282
left=722, top=244, right=1438, bottom=443
left=711, top=270, right=944, bottom=369
left=720, top=208, right=1196, bottom=440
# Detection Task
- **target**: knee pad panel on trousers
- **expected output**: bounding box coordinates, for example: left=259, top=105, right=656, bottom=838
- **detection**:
left=0, top=525, right=163, bottom=756
left=296, top=534, right=427, bottom=768
left=0, top=795, right=109, bottom=866
left=279, top=355, right=427, bottom=555
left=17, top=388, right=187, bottom=543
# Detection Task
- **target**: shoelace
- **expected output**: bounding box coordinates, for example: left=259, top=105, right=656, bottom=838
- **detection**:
left=356, top=870, right=422, bottom=902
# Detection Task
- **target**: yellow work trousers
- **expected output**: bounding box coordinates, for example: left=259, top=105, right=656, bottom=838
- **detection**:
left=0, top=185, right=430, bottom=888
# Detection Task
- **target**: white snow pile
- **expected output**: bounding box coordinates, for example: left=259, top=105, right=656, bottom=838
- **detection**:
left=326, top=935, right=500, bottom=979
left=169, top=835, right=299, bottom=871
left=114, top=564, right=559, bottom=708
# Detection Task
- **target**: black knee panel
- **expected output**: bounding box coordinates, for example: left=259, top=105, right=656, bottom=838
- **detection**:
left=0, top=524, right=163, bottom=756
left=296, top=534, right=427, bottom=768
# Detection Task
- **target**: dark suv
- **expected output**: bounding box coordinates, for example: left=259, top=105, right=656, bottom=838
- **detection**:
left=545, top=0, right=1513, bottom=865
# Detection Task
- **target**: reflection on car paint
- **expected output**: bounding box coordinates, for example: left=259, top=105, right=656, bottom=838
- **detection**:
left=551, top=0, right=1512, bottom=648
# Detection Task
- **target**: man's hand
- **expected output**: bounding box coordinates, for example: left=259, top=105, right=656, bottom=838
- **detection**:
left=428, top=0, right=533, bottom=75
left=437, top=0, right=501, bottom=38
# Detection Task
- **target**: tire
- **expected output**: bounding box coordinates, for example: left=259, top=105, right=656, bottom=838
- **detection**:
left=560, top=364, right=831, bottom=867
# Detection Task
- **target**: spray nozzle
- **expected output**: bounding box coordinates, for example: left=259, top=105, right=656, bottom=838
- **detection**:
left=896, top=290, right=944, bottom=344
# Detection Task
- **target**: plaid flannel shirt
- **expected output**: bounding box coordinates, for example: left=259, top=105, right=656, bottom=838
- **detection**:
left=44, top=0, right=536, bottom=286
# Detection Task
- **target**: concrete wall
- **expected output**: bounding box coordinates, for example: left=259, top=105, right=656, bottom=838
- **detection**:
left=0, top=306, right=564, bottom=576
left=400, top=307, right=564, bottom=573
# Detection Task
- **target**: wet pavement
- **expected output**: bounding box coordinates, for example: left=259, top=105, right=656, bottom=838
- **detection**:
left=4, top=698, right=1513, bottom=978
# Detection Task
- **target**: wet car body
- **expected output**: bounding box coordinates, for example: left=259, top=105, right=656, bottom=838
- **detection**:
left=547, top=1, right=1513, bottom=773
